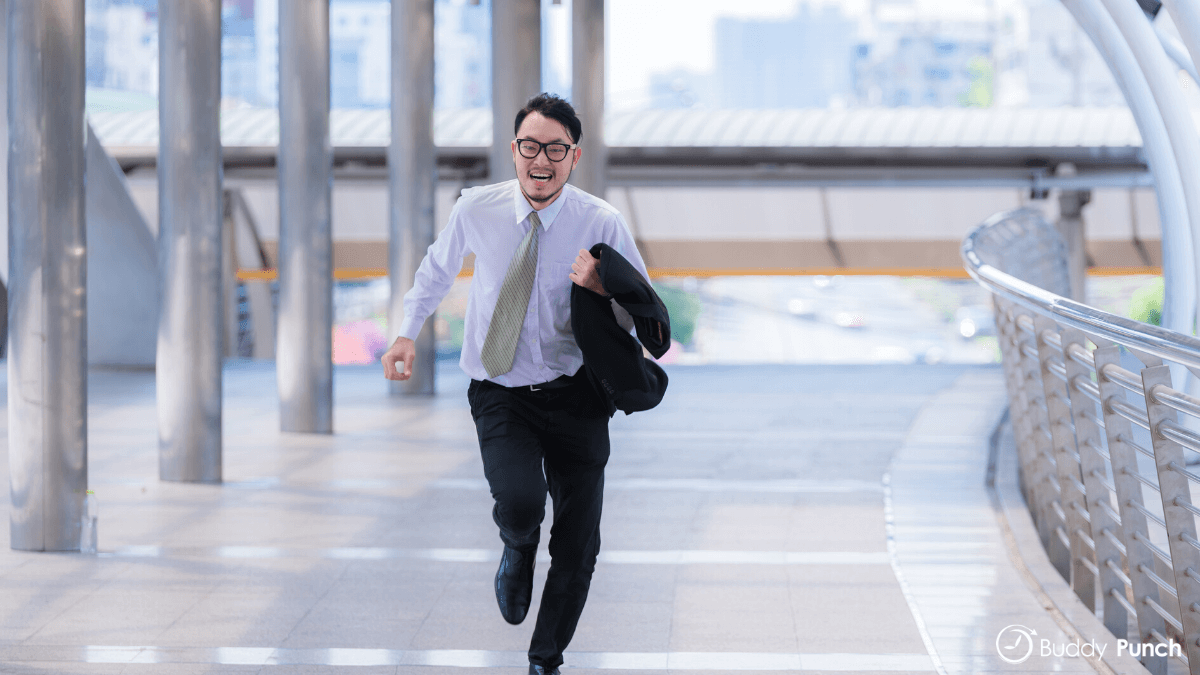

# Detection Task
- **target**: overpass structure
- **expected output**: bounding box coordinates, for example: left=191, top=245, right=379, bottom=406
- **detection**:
left=89, top=105, right=1162, bottom=275
left=9, top=0, right=1200, bottom=569
left=9, top=1, right=1200, bottom=673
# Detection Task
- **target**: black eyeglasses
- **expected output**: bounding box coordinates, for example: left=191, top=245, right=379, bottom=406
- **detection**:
left=515, top=138, right=577, bottom=162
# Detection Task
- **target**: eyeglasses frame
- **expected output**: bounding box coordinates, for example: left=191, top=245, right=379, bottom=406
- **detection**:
left=514, top=137, right=578, bottom=162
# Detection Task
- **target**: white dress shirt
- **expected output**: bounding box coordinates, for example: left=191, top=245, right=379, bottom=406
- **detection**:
left=397, top=179, right=650, bottom=387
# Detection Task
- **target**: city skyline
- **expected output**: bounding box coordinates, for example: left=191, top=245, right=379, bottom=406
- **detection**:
left=82, top=0, right=1164, bottom=113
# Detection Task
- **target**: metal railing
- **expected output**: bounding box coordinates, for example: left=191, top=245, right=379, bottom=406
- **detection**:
left=963, top=208, right=1200, bottom=675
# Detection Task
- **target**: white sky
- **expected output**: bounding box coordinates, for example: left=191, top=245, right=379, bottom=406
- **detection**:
left=604, top=0, right=1011, bottom=110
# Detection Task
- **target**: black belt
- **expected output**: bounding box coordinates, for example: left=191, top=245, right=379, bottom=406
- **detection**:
left=523, top=374, right=576, bottom=392
left=477, top=372, right=579, bottom=393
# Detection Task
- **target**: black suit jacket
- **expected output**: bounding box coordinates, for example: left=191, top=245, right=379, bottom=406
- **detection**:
left=570, top=243, right=670, bottom=417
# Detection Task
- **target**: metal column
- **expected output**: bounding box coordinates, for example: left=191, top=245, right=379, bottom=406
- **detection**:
left=1097, top=0, right=1200, bottom=338
left=389, top=0, right=436, bottom=396
left=277, top=0, right=333, bottom=433
left=8, top=0, right=88, bottom=550
left=491, top=0, right=541, bottom=183
left=571, top=0, right=605, bottom=198
left=1162, top=0, right=1200, bottom=89
left=1061, top=0, right=1195, bottom=338
left=157, top=0, right=223, bottom=482
left=0, top=0, right=8, bottom=331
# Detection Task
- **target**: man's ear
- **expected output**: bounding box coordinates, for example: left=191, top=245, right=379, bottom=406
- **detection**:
left=572, top=145, right=582, bottom=171
left=510, top=139, right=518, bottom=162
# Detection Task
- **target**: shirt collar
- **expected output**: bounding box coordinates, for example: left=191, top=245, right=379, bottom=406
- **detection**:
left=512, top=180, right=569, bottom=231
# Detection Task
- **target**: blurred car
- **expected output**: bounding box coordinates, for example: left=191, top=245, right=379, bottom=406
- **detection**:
left=955, top=305, right=996, bottom=339
left=786, top=297, right=817, bottom=319
left=833, top=310, right=868, bottom=329
left=813, top=275, right=844, bottom=290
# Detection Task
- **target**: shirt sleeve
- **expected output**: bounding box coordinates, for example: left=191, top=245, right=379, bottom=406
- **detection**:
left=606, top=212, right=651, bottom=283
left=397, top=200, right=471, bottom=341
left=604, top=211, right=651, bottom=335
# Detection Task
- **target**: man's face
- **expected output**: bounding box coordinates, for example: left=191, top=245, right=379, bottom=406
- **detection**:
left=511, top=111, right=581, bottom=208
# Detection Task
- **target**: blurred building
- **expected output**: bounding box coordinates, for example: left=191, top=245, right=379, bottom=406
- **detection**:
left=645, top=0, right=1124, bottom=111
left=85, top=0, right=111, bottom=88
left=715, top=5, right=858, bottom=109
left=86, top=0, right=158, bottom=97
left=649, top=4, right=859, bottom=109
left=331, top=1, right=391, bottom=108
left=853, top=1, right=1027, bottom=108
left=1023, top=0, right=1123, bottom=106
left=254, top=0, right=277, bottom=107
left=435, top=0, right=491, bottom=110
left=253, top=0, right=391, bottom=109
left=854, top=28, right=996, bottom=107
left=80, top=0, right=1130, bottom=113
left=648, top=69, right=713, bottom=109
left=222, top=0, right=257, bottom=107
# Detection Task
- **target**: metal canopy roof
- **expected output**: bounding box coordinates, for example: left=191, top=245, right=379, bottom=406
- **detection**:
left=91, top=107, right=1155, bottom=188
left=91, top=106, right=1151, bottom=148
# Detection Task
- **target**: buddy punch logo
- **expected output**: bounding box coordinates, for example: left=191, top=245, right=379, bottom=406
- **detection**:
left=995, top=624, right=1037, bottom=664
left=995, top=625, right=1183, bottom=663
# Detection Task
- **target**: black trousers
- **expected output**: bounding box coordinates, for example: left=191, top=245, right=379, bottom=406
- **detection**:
left=467, top=373, right=610, bottom=669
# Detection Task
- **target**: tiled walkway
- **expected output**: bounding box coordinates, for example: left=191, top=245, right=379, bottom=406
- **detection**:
left=0, top=362, right=1130, bottom=674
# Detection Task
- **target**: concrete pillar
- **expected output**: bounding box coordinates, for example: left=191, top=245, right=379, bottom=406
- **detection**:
left=1056, top=189, right=1094, bottom=299
left=571, top=0, right=605, bottom=198
left=8, top=0, right=88, bottom=550
left=1053, top=163, right=1089, bottom=302
left=1056, top=190, right=1092, bottom=303
left=277, top=0, right=333, bottom=433
left=157, top=0, right=223, bottom=482
left=389, top=0, right=436, bottom=395
left=491, top=0, right=541, bottom=183
left=0, top=1, right=7, bottom=357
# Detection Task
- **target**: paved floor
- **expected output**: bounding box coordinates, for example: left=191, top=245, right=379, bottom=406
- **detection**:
left=0, top=362, right=1124, bottom=674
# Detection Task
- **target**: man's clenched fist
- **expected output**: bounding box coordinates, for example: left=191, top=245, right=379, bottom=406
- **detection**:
left=569, top=248, right=608, bottom=297
left=381, top=336, right=416, bottom=381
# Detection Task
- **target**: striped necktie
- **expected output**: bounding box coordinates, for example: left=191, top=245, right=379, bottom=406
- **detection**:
left=480, top=211, right=541, bottom=379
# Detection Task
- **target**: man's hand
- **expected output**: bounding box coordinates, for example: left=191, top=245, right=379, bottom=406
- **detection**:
left=569, top=248, right=608, bottom=296
left=381, top=336, right=416, bottom=380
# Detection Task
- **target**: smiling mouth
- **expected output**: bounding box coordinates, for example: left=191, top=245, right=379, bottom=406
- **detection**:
left=529, top=172, right=552, bottom=185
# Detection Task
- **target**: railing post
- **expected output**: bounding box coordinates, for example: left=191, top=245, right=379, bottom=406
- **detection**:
left=996, top=301, right=1039, bottom=504
left=1014, top=312, right=1068, bottom=571
left=1036, top=316, right=1096, bottom=601
left=1142, top=365, right=1200, bottom=665
left=1062, top=330, right=1126, bottom=633
left=1095, top=346, right=1167, bottom=674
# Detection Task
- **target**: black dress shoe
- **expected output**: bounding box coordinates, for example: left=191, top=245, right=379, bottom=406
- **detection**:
left=495, top=545, right=535, bottom=624
left=529, top=665, right=560, bottom=675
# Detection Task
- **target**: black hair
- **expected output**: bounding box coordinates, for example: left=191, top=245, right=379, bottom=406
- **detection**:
left=513, top=92, right=583, bottom=144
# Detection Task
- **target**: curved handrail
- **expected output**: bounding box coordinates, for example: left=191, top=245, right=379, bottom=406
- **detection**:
left=969, top=209, right=1200, bottom=671
left=961, top=208, right=1200, bottom=370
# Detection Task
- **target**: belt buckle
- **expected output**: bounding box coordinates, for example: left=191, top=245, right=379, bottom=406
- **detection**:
left=528, top=384, right=541, bottom=392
